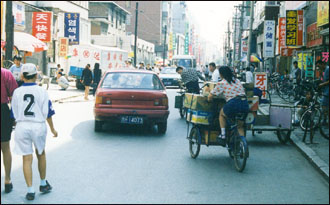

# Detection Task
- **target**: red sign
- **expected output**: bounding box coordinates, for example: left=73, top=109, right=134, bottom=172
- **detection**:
left=278, top=17, right=286, bottom=54
left=307, top=23, right=323, bottom=48
left=322, top=52, right=329, bottom=63
left=32, top=12, right=52, bottom=42
left=58, top=37, right=68, bottom=57
left=254, top=73, right=268, bottom=99
left=297, top=10, right=304, bottom=46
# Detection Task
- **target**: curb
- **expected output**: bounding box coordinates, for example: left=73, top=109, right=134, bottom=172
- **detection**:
left=290, top=133, right=329, bottom=181
left=51, top=94, right=84, bottom=103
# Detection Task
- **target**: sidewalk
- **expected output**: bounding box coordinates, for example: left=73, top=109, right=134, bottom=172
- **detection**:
left=46, top=81, right=84, bottom=102
left=260, top=95, right=329, bottom=181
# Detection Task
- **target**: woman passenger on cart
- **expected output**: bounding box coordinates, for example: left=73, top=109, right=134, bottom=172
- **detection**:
left=207, top=66, right=249, bottom=145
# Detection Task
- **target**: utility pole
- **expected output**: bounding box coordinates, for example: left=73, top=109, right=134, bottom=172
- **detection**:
left=247, top=1, right=254, bottom=68
left=163, top=25, right=167, bottom=66
left=233, top=8, right=238, bottom=66
left=5, top=1, right=14, bottom=61
left=134, top=2, right=139, bottom=68
left=226, top=21, right=231, bottom=66
left=236, top=4, right=244, bottom=70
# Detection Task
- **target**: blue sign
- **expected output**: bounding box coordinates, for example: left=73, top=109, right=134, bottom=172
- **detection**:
left=64, top=13, right=80, bottom=45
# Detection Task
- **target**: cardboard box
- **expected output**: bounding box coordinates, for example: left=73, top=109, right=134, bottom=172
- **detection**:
left=242, top=82, right=254, bottom=89
left=204, top=130, right=220, bottom=144
left=247, top=96, right=259, bottom=111
left=202, top=81, right=217, bottom=95
left=184, top=93, right=213, bottom=111
left=186, top=109, right=214, bottom=125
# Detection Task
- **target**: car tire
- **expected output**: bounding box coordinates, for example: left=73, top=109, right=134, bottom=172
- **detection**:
left=95, top=120, right=103, bottom=132
left=158, top=122, right=167, bottom=134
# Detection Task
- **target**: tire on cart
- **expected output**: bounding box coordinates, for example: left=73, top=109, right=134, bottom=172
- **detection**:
left=277, top=129, right=291, bottom=144
left=189, top=126, right=201, bottom=159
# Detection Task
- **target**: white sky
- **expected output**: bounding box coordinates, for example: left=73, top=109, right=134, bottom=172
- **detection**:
left=186, top=1, right=242, bottom=52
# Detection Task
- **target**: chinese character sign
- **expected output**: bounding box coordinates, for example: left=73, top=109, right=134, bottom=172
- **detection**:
left=263, top=20, right=275, bottom=58
left=64, top=13, right=80, bottom=45
left=286, top=10, right=297, bottom=46
left=254, top=72, right=268, bottom=99
left=32, top=12, right=52, bottom=42
left=305, top=56, right=314, bottom=78
left=297, top=10, right=304, bottom=46
left=58, top=37, right=68, bottom=57
left=241, top=39, right=248, bottom=59
left=322, top=52, right=329, bottom=63
left=307, top=23, right=323, bottom=48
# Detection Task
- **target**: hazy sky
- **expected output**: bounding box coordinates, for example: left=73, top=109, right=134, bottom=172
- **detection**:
left=186, top=1, right=242, bottom=51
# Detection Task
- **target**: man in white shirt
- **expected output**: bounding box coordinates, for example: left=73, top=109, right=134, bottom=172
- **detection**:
left=245, top=67, right=253, bottom=83
left=209, top=62, right=220, bottom=82
left=56, top=72, right=69, bottom=90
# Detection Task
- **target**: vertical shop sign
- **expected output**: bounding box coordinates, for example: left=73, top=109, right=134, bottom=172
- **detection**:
left=64, top=13, right=80, bottom=45
left=263, top=20, right=275, bottom=58
left=32, top=12, right=52, bottom=42
left=286, top=10, right=297, bottom=46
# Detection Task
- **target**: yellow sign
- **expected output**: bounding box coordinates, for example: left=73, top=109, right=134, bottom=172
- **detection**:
left=169, top=33, right=173, bottom=50
left=1, top=1, right=4, bottom=40
left=297, top=52, right=312, bottom=71
left=58, top=37, right=68, bottom=57
left=317, top=1, right=329, bottom=27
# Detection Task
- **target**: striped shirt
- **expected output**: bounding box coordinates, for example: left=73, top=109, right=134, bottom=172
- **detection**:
left=181, top=68, right=205, bottom=84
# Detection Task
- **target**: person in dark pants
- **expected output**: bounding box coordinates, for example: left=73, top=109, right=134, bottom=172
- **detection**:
left=81, top=64, right=93, bottom=100
left=92, top=63, right=102, bottom=96
left=176, top=66, right=205, bottom=94
left=1, top=66, right=18, bottom=193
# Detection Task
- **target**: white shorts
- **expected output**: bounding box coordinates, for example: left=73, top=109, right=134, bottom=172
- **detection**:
left=14, top=121, right=47, bottom=156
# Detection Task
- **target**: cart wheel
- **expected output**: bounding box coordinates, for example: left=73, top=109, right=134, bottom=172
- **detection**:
left=277, top=130, right=291, bottom=144
left=189, top=126, right=201, bottom=159
left=233, top=136, right=248, bottom=172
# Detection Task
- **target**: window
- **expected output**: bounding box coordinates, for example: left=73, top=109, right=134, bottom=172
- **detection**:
left=101, top=73, right=164, bottom=90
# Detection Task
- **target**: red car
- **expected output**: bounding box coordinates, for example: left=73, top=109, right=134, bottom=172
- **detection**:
left=94, top=69, right=169, bottom=134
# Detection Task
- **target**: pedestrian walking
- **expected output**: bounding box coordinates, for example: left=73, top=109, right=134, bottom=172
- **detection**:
left=81, top=64, right=93, bottom=100
left=10, top=55, right=24, bottom=87
left=245, top=67, right=253, bottom=83
left=11, top=63, right=58, bottom=200
left=92, top=63, right=102, bottom=96
left=1, top=55, right=18, bottom=194
left=203, top=64, right=210, bottom=81
left=292, top=61, right=303, bottom=85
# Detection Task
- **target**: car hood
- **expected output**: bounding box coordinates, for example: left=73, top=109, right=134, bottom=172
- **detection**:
left=159, top=73, right=181, bottom=79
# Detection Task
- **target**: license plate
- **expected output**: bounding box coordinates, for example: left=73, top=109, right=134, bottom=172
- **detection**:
left=120, top=116, right=143, bottom=124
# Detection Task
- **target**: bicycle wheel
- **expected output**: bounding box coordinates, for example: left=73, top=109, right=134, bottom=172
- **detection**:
left=299, top=108, right=321, bottom=131
left=189, top=126, right=201, bottom=159
left=233, top=135, right=248, bottom=172
left=319, top=113, right=329, bottom=140
left=2, top=60, right=14, bottom=69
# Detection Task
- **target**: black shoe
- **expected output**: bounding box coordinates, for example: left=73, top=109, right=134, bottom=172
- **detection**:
left=4, top=183, right=13, bottom=193
left=26, top=192, right=35, bottom=200
left=40, top=180, right=52, bottom=193
left=217, top=136, right=226, bottom=146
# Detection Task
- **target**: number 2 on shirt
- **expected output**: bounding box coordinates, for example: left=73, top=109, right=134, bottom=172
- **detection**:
left=24, top=94, right=35, bottom=117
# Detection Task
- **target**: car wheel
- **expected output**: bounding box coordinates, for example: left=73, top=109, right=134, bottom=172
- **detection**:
left=158, top=122, right=167, bottom=134
left=95, top=120, right=103, bottom=132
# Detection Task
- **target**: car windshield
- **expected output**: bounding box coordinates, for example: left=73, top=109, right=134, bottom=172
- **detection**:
left=101, top=72, right=164, bottom=90
left=173, top=59, right=192, bottom=68
left=161, top=67, right=177, bottom=74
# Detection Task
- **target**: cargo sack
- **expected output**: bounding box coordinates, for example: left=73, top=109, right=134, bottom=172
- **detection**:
left=175, top=95, right=183, bottom=109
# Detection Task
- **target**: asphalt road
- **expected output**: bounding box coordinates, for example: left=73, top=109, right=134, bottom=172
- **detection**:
left=1, top=89, right=329, bottom=204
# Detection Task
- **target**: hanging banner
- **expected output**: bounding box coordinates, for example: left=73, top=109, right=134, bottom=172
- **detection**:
left=169, top=32, right=173, bottom=50
left=278, top=17, right=286, bottom=53
left=64, top=13, right=80, bottom=45
left=172, top=34, right=176, bottom=51
left=58, top=37, right=69, bottom=57
left=305, top=55, right=314, bottom=78
left=263, top=20, right=275, bottom=58
left=1, top=1, right=4, bottom=39
left=307, top=23, right=323, bottom=48
left=286, top=10, right=297, bottom=46
left=241, top=38, right=248, bottom=59
left=13, top=2, right=25, bottom=30
left=297, top=10, right=304, bottom=46
left=32, top=12, right=52, bottom=42
left=317, top=1, right=329, bottom=27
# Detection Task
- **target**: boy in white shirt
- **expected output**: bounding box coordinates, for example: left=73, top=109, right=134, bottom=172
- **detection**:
left=56, top=72, right=69, bottom=90
left=11, top=63, right=58, bottom=200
